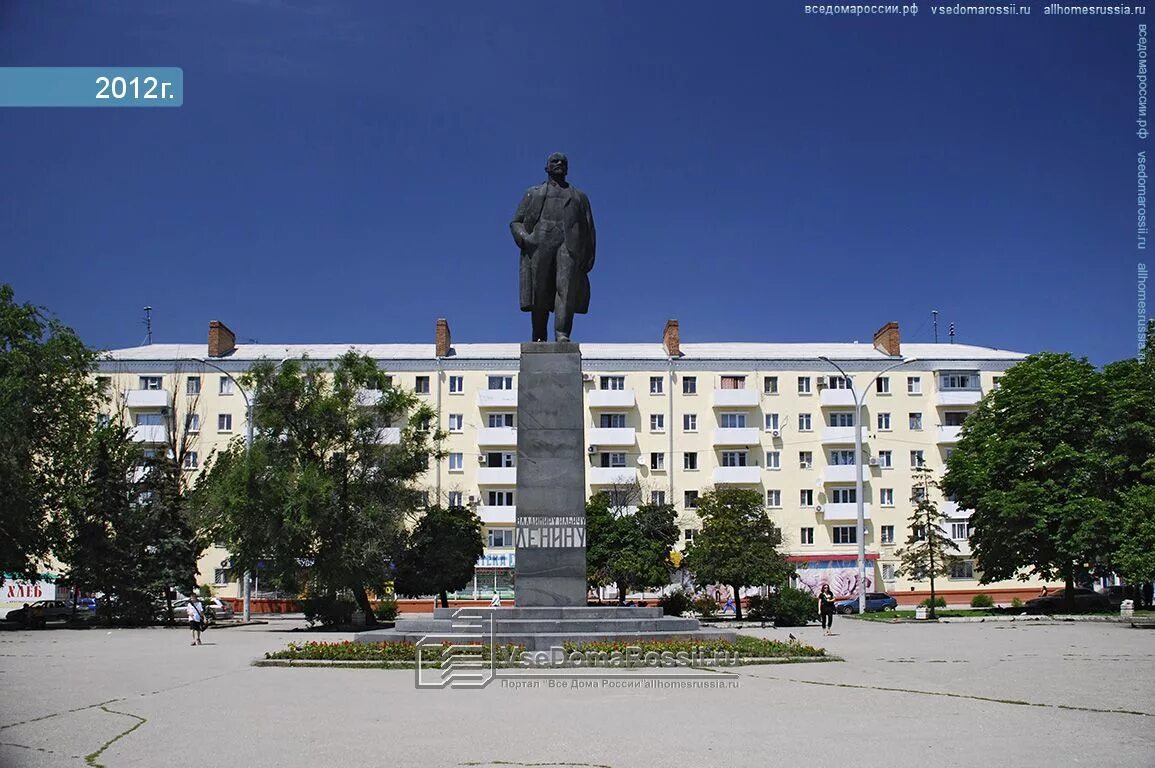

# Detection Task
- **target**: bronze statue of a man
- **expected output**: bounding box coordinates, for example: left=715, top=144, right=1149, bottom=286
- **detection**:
left=510, top=153, right=596, bottom=343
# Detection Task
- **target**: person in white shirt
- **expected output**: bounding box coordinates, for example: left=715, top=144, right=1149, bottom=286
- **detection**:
left=490, top=592, right=501, bottom=608
left=188, top=596, right=205, bottom=646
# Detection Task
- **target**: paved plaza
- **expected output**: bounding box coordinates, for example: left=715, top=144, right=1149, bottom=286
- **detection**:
left=0, top=618, right=1152, bottom=768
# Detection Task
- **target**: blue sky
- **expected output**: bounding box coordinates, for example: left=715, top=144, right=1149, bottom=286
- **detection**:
left=1, top=2, right=1142, bottom=363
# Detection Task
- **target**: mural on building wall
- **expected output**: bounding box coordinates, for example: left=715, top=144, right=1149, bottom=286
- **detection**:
left=793, top=559, right=873, bottom=598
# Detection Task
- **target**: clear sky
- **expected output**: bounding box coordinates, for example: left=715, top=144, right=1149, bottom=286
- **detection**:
left=1, top=2, right=1143, bottom=364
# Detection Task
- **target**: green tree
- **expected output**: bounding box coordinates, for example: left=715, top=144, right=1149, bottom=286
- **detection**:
left=394, top=505, right=484, bottom=607
left=683, top=487, right=790, bottom=621
left=942, top=353, right=1113, bottom=612
left=1113, top=485, right=1155, bottom=587
left=895, top=467, right=959, bottom=619
left=193, top=352, right=437, bottom=625
left=0, top=285, right=102, bottom=582
left=585, top=491, right=678, bottom=603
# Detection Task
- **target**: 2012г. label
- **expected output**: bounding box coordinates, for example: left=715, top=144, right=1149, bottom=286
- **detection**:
left=95, top=75, right=174, bottom=100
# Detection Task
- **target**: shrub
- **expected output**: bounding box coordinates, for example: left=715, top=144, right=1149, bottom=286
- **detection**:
left=1011, top=597, right=1024, bottom=609
left=970, top=593, right=994, bottom=608
left=768, top=587, right=817, bottom=627
left=919, top=596, right=947, bottom=608
left=372, top=597, right=398, bottom=622
left=745, top=594, right=772, bottom=622
left=266, top=640, right=524, bottom=663
left=659, top=588, right=694, bottom=617
left=561, top=635, right=825, bottom=659
left=691, top=594, right=719, bottom=617
left=301, top=595, right=356, bottom=627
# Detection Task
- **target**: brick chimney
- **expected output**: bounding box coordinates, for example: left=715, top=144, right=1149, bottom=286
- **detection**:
left=207, top=320, right=236, bottom=358
left=435, top=318, right=452, bottom=357
left=662, top=319, right=682, bottom=358
left=873, top=321, right=901, bottom=357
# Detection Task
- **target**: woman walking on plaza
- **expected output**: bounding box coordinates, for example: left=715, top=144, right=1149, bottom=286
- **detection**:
left=818, top=584, right=836, bottom=636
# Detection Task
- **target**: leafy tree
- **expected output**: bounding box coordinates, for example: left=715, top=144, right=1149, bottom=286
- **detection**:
left=1114, top=484, right=1155, bottom=586
left=585, top=490, right=679, bottom=603
left=194, top=352, right=437, bottom=625
left=0, top=284, right=102, bottom=582
left=942, top=353, right=1113, bottom=612
left=683, top=487, right=790, bottom=620
left=895, top=467, right=959, bottom=619
left=394, top=505, right=484, bottom=607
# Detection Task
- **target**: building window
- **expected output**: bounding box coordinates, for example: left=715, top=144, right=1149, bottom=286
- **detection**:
left=602, top=452, right=627, bottom=468
left=219, top=376, right=234, bottom=395
left=720, top=375, right=746, bottom=390
left=764, top=376, right=778, bottom=394
left=649, top=376, right=664, bottom=394
left=765, top=413, right=780, bottom=431
left=448, top=376, right=464, bottom=394
left=832, top=526, right=857, bottom=544
left=765, top=451, right=780, bottom=469
left=880, top=525, right=895, bottom=544
left=877, top=412, right=891, bottom=430
left=940, top=373, right=979, bottom=390
left=488, top=375, right=514, bottom=390
left=415, top=376, right=430, bottom=394
left=185, top=413, right=200, bottom=433
left=992, top=376, right=1002, bottom=390
left=829, top=412, right=855, bottom=427
left=880, top=489, right=894, bottom=506
left=949, top=560, right=975, bottom=579
left=448, top=491, right=463, bottom=507
left=831, top=488, right=857, bottom=504
left=650, top=414, right=665, bottom=432
left=651, top=490, right=666, bottom=505
left=800, top=489, right=814, bottom=507
left=488, top=413, right=514, bottom=428
left=218, top=413, right=232, bottom=432
left=214, top=569, right=232, bottom=586
left=882, top=563, right=896, bottom=581
left=684, top=528, right=695, bottom=542
left=417, top=491, right=430, bottom=507
left=909, top=412, right=923, bottom=430
left=136, top=413, right=164, bottom=426
left=907, top=376, right=922, bottom=394
left=945, top=447, right=956, bottom=461
left=951, top=522, right=972, bottom=541
left=448, top=414, right=464, bottom=432
left=766, top=489, right=782, bottom=507
left=877, top=450, right=893, bottom=468
left=719, top=412, right=746, bottom=428
left=650, top=452, right=665, bottom=470
left=943, top=411, right=968, bottom=427
left=600, top=413, right=626, bottom=428
left=800, top=527, right=814, bottom=545
left=721, top=451, right=748, bottom=467
left=484, top=451, right=515, bottom=467
left=911, top=450, right=926, bottom=468
left=97, top=413, right=111, bottom=427
left=876, top=377, right=890, bottom=394
left=684, top=491, right=699, bottom=508
left=684, top=452, right=698, bottom=470
left=183, top=451, right=199, bottom=470
left=682, top=376, right=697, bottom=394
left=827, top=376, right=851, bottom=390
left=448, top=453, right=463, bottom=471
left=798, top=413, right=812, bottom=431
left=600, top=376, right=625, bottom=391
left=912, top=485, right=927, bottom=502
left=683, top=414, right=698, bottom=432
left=488, top=528, right=514, bottom=548
left=799, top=451, right=813, bottom=468
left=829, top=449, right=856, bottom=466
left=139, top=376, right=162, bottom=390
left=186, top=377, right=201, bottom=395
left=798, top=376, right=811, bottom=394
left=487, top=491, right=514, bottom=506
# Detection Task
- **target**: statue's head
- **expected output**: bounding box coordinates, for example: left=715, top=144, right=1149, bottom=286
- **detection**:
left=545, top=152, right=568, bottom=181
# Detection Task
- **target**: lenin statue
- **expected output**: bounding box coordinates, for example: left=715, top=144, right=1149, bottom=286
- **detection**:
left=510, top=153, right=596, bottom=343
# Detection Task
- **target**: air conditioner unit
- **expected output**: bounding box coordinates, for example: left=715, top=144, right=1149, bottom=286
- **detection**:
left=588, top=445, right=599, bottom=454
left=800, top=461, right=812, bottom=469
left=581, top=373, right=595, bottom=382
left=868, top=457, right=880, bottom=467
left=478, top=454, right=488, bottom=464
left=815, top=504, right=823, bottom=513
left=771, top=429, right=781, bottom=438
left=467, top=495, right=477, bottom=504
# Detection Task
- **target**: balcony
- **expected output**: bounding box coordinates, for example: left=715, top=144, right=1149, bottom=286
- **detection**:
left=588, top=466, right=637, bottom=485
left=819, top=389, right=856, bottom=408
left=712, top=465, right=762, bottom=485
left=936, top=390, right=981, bottom=406
left=130, top=425, right=168, bottom=444
left=475, top=505, right=516, bottom=525
left=937, top=425, right=963, bottom=444
left=477, top=390, right=517, bottom=408
left=374, top=427, right=400, bottom=444
left=820, top=502, right=872, bottom=521
left=823, top=464, right=869, bottom=484
left=124, top=389, right=171, bottom=409
left=942, top=501, right=974, bottom=519
left=588, top=427, right=636, bottom=446
left=820, top=426, right=858, bottom=444
left=712, top=388, right=759, bottom=408
left=588, top=389, right=635, bottom=408
left=476, top=466, right=517, bottom=485
left=711, top=427, right=761, bottom=446
left=477, top=427, right=517, bottom=446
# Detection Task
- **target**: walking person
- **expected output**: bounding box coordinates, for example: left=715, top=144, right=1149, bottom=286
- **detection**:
left=188, top=594, right=206, bottom=646
left=818, top=584, right=836, bottom=636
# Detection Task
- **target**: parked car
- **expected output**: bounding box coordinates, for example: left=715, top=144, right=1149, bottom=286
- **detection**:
left=836, top=592, right=899, bottom=614
left=163, top=597, right=235, bottom=622
left=4, top=600, right=96, bottom=627
left=1024, top=588, right=1111, bottom=614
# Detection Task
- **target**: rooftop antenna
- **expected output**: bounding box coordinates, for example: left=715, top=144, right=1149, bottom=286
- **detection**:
left=143, top=306, right=153, bottom=345
left=932, top=310, right=939, bottom=343
left=948, top=322, right=956, bottom=344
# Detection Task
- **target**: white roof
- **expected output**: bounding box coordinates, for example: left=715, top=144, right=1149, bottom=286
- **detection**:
left=102, top=341, right=1027, bottom=363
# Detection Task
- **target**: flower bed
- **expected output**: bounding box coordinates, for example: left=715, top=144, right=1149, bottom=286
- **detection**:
left=561, top=635, right=825, bottom=659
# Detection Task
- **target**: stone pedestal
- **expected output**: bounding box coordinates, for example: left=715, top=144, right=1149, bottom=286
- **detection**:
left=514, top=342, right=587, bottom=607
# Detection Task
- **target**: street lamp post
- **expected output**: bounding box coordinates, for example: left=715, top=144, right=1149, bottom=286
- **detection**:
left=819, top=356, right=918, bottom=614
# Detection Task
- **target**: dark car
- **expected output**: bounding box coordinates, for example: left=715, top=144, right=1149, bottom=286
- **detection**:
left=4, top=600, right=96, bottom=627
left=835, top=592, right=899, bottom=614
left=1024, top=588, right=1111, bottom=614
